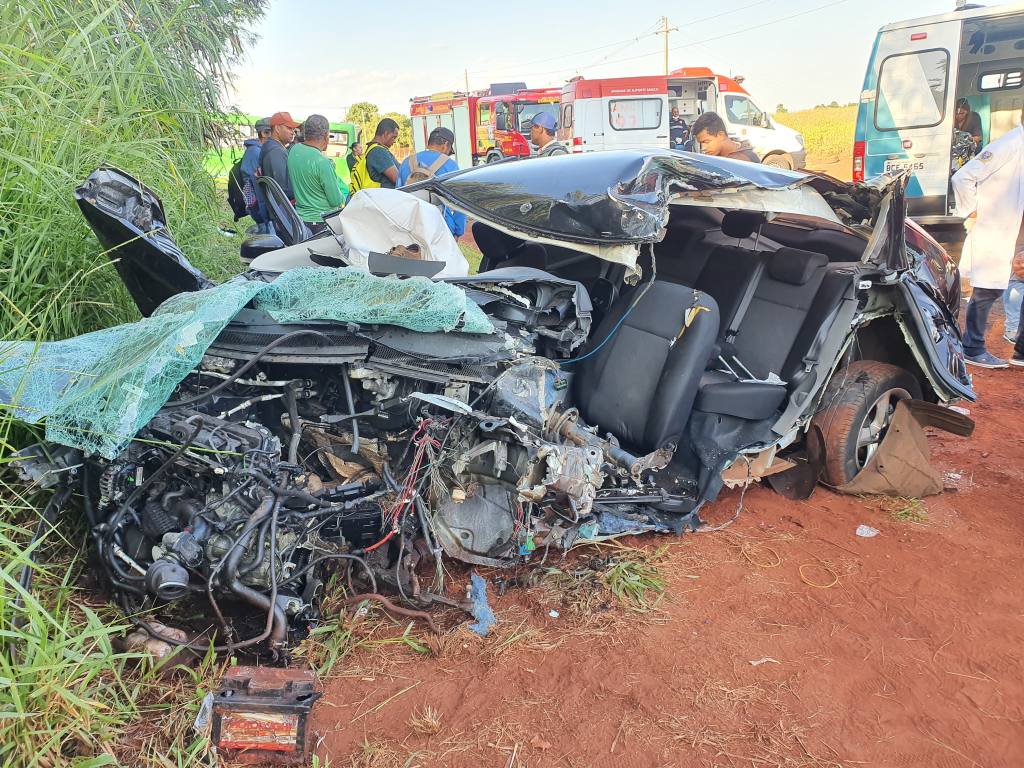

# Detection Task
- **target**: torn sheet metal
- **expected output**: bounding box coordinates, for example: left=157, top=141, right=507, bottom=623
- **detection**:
left=669, top=186, right=841, bottom=225
left=419, top=150, right=899, bottom=269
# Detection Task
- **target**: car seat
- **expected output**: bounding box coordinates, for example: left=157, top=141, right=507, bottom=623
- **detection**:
left=571, top=281, right=720, bottom=455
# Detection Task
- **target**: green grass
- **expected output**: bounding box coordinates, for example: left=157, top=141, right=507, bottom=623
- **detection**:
left=887, top=497, right=929, bottom=523
left=0, top=0, right=261, bottom=343
left=0, top=2, right=268, bottom=765
left=600, top=546, right=667, bottom=612
left=459, top=239, right=483, bottom=274
left=773, top=105, right=857, bottom=163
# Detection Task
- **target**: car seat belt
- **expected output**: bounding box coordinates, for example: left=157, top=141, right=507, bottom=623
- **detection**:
left=725, top=254, right=766, bottom=344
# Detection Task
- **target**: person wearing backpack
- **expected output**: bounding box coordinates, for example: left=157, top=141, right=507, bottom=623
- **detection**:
left=241, top=117, right=273, bottom=233
left=397, top=127, right=466, bottom=236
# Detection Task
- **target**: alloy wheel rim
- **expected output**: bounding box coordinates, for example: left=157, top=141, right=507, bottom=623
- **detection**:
left=855, top=387, right=912, bottom=470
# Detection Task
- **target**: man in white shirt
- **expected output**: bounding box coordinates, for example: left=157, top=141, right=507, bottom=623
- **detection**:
left=951, top=109, right=1024, bottom=368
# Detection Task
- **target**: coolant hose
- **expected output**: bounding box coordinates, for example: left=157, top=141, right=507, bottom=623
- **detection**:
left=341, top=363, right=360, bottom=456
left=224, top=495, right=287, bottom=649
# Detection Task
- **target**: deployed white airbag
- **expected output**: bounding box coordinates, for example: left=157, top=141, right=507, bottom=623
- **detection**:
left=250, top=188, right=469, bottom=277
left=340, top=188, right=468, bottom=277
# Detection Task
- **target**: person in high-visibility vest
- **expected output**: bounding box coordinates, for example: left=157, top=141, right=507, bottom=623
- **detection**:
left=350, top=118, right=400, bottom=194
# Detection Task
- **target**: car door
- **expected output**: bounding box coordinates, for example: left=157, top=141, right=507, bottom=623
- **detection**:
left=858, top=173, right=975, bottom=401
left=865, top=24, right=961, bottom=218
left=605, top=96, right=668, bottom=150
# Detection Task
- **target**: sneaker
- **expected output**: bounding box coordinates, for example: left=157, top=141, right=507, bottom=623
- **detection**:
left=965, top=351, right=1009, bottom=369
left=1010, top=356, right=1024, bottom=368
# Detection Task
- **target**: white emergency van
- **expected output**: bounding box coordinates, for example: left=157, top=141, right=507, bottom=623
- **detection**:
left=557, top=67, right=806, bottom=168
left=855, top=2, right=1024, bottom=223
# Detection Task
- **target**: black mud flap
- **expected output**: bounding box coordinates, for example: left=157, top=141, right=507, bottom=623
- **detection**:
left=766, top=424, right=825, bottom=500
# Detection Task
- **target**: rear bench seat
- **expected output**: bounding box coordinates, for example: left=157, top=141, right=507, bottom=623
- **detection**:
left=656, top=232, right=766, bottom=341
left=695, top=247, right=855, bottom=421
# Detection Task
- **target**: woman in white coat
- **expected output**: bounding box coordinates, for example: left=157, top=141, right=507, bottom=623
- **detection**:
left=951, top=112, right=1024, bottom=368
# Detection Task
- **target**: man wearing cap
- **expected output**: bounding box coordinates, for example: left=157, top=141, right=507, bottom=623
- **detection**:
left=287, top=114, right=345, bottom=235
left=530, top=112, right=567, bottom=157
left=260, top=111, right=300, bottom=201
left=241, top=117, right=272, bottom=233
left=397, top=126, right=465, bottom=236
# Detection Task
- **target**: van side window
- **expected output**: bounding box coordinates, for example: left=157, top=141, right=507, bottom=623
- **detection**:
left=560, top=103, right=573, bottom=129
left=979, top=70, right=1023, bottom=92
left=874, top=48, right=949, bottom=131
left=609, top=98, right=663, bottom=130
left=724, top=95, right=764, bottom=126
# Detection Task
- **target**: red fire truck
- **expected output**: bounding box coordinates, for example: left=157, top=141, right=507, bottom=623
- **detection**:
left=410, top=83, right=561, bottom=167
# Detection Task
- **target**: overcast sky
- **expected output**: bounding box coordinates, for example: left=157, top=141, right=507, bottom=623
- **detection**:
left=228, top=0, right=957, bottom=120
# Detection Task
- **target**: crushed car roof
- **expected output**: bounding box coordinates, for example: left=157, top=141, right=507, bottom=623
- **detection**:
left=417, top=149, right=890, bottom=271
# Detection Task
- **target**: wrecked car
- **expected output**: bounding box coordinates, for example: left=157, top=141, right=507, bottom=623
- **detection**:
left=3, top=152, right=974, bottom=654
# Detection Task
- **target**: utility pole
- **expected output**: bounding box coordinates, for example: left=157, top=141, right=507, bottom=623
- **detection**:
left=464, top=68, right=470, bottom=93
left=659, top=16, right=678, bottom=76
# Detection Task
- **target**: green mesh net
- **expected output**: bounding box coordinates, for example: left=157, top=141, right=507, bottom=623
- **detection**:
left=255, top=268, right=493, bottom=334
left=0, top=278, right=265, bottom=459
left=0, top=268, right=492, bottom=458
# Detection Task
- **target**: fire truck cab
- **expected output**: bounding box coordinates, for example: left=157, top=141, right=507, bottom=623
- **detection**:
left=410, top=84, right=561, bottom=167
left=475, top=88, right=561, bottom=163
left=557, top=68, right=805, bottom=169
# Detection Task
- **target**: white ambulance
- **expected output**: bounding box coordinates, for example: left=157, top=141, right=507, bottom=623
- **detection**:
left=556, top=67, right=806, bottom=169
left=855, top=2, right=1024, bottom=223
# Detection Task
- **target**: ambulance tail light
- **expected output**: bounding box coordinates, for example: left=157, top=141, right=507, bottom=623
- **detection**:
left=572, top=136, right=584, bottom=153
left=853, top=141, right=866, bottom=183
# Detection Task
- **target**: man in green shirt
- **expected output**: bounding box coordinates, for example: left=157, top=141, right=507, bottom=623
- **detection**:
left=287, top=114, right=344, bottom=233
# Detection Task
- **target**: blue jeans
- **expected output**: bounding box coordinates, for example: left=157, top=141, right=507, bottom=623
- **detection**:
left=963, top=287, right=1004, bottom=357
left=1004, top=276, right=1024, bottom=338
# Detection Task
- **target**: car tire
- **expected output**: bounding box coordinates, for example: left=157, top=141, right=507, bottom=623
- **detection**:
left=762, top=152, right=793, bottom=170
left=811, top=361, right=922, bottom=486
left=485, top=151, right=503, bottom=164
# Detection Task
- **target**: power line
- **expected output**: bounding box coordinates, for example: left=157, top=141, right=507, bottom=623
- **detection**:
left=484, top=0, right=853, bottom=82
left=476, top=1, right=773, bottom=81
left=599, top=0, right=857, bottom=70
left=671, top=0, right=854, bottom=55
left=466, top=21, right=662, bottom=78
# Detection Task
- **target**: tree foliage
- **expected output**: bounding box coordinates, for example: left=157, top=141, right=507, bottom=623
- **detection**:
left=345, top=103, right=413, bottom=151
left=383, top=111, right=414, bottom=150
left=345, top=101, right=381, bottom=143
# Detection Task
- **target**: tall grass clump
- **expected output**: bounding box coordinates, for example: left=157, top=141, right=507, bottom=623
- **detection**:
left=0, top=0, right=267, bottom=342
left=1, top=2, right=267, bottom=765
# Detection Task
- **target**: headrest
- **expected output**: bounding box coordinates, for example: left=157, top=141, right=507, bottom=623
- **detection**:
left=721, top=210, right=766, bottom=240
left=768, top=247, right=828, bottom=285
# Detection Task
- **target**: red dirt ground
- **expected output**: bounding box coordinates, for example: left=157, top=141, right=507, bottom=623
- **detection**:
left=312, top=328, right=1024, bottom=767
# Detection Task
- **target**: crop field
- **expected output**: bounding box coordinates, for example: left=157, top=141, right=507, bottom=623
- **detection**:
left=774, top=104, right=857, bottom=165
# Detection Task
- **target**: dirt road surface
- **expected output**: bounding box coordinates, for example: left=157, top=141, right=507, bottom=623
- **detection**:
left=312, top=325, right=1023, bottom=768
